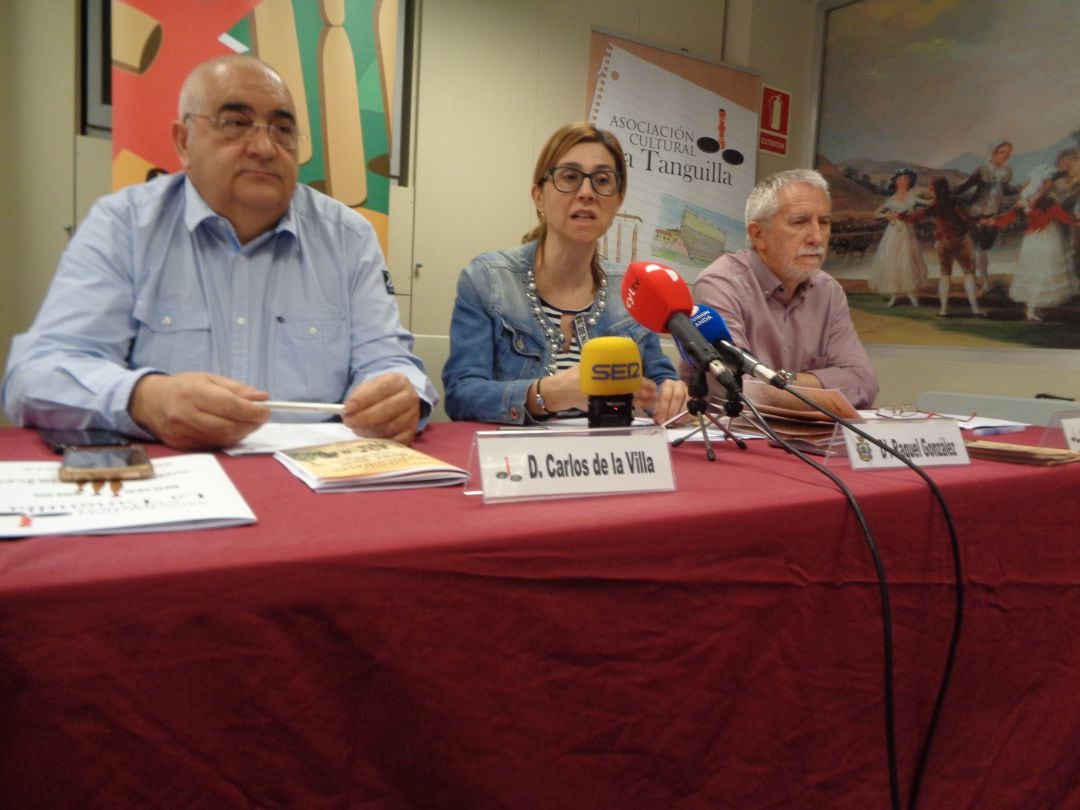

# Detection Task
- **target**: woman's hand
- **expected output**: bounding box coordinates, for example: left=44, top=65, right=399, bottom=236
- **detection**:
left=529, top=365, right=588, bottom=417
left=635, top=378, right=689, bottom=425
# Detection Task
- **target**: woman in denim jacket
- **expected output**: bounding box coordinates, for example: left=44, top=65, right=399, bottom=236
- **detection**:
left=443, top=122, right=687, bottom=425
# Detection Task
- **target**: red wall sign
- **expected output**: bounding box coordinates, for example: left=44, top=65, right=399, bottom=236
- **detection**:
left=758, top=85, right=791, bottom=156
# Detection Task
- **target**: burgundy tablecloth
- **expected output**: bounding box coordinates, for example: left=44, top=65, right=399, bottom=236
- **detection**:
left=2, top=424, right=1078, bottom=809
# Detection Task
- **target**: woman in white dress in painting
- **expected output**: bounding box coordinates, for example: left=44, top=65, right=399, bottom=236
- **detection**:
left=869, top=168, right=928, bottom=307
left=984, top=164, right=1079, bottom=321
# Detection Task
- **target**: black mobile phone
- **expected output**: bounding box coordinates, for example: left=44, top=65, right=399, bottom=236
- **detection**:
left=40, top=428, right=130, bottom=454
left=58, top=445, right=153, bottom=482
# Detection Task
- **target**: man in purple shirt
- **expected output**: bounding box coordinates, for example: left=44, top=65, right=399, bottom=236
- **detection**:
left=693, top=169, right=879, bottom=408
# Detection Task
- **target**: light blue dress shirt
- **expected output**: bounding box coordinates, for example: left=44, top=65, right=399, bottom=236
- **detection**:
left=2, top=173, right=437, bottom=437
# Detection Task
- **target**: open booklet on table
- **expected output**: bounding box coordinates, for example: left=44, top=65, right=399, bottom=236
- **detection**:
left=0, top=454, right=255, bottom=538
left=274, top=438, right=468, bottom=492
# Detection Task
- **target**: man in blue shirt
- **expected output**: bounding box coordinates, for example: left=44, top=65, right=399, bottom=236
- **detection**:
left=2, top=55, right=436, bottom=449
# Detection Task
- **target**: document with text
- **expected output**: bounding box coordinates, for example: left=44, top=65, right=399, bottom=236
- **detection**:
left=0, top=454, right=256, bottom=538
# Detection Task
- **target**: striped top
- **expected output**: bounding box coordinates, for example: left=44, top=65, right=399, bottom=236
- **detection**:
left=539, top=299, right=587, bottom=369
left=538, top=298, right=589, bottom=417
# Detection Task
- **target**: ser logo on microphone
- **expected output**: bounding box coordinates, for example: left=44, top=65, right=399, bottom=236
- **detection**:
left=590, top=362, right=641, bottom=381
left=580, top=336, right=642, bottom=429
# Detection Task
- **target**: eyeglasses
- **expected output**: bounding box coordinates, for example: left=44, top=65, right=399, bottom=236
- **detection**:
left=544, top=166, right=622, bottom=197
left=185, top=112, right=307, bottom=151
left=876, top=405, right=976, bottom=422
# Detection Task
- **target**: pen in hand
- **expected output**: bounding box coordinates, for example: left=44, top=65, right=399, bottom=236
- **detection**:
left=262, top=400, right=346, bottom=415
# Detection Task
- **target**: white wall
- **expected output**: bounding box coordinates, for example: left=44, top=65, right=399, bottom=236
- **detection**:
left=0, top=0, right=78, bottom=405
left=2, top=0, right=1077, bottom=427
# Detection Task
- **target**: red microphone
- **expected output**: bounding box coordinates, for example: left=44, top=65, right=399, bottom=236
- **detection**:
left=621, top=261, right=740, bottom=394
left=621, top=261, right=693, bottom=332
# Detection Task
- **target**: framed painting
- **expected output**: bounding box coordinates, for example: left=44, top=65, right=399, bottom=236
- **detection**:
left=815, top=0, right=1079, bottom=349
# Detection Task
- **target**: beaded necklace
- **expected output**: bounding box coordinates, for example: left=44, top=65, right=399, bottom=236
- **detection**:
left=524, top=264, right=607, bottom=375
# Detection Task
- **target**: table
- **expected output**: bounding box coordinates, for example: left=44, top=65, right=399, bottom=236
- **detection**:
left=2, top=423, right=1079, bottom=809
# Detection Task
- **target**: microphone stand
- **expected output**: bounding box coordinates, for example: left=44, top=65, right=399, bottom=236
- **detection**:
left=667, top=367, right=747, bottom=461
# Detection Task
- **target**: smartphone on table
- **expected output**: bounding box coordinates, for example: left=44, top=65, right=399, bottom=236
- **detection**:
left=58, top=445, right=154, bottom=482
left=40, top=428, right=130, bottom=454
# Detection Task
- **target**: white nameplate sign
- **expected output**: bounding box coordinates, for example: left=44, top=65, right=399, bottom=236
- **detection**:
left=473, top=426, right=675, bottom=503
left=843, top=418, right=970, bottom=470
left=1062, top=417, right=1080, bottom=452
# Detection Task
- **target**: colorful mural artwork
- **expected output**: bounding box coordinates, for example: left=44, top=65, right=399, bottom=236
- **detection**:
left=112, top=0, right=399, bottom=252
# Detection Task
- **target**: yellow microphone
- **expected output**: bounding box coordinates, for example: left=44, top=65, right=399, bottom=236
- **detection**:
left=579, top=337, right=642, bottom=428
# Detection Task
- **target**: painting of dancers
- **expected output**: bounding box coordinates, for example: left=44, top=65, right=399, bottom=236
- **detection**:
left=816, top=0, right=1079, bottom=348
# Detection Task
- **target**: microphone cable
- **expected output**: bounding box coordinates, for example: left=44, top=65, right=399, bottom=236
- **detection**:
left=772, top=386, right=963, bottom=810
left=738, top=395, right=902, bottom=810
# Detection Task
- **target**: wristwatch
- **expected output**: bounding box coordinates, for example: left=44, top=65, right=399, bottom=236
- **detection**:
left=778, top=369, right=797, bottom=386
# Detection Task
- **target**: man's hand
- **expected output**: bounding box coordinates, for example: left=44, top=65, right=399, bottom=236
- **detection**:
left=129, top=372, right=270, bottom=450
left=793, top=372, right=823, bottom=389
left=343, top=373, right=421, bottom=446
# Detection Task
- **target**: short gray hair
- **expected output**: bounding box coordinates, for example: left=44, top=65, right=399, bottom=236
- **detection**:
left=744, top=169, right=830, bottom=228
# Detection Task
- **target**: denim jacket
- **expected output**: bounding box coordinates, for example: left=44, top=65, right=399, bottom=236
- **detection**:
left=443, top=242, right=678, bottom=424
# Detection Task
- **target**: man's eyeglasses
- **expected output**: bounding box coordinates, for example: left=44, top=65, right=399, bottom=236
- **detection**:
left=543, top=166, right=622, bottom=197
left=876, top=405, right=976, bottom=422
left=185, top=112, right=307, bottom=151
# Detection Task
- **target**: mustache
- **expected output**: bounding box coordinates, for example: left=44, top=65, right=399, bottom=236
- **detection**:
left=797, top=249, right=826, bottom=258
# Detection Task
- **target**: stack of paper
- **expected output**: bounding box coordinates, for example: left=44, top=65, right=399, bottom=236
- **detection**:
left=964, top=440, right=1080, bottom=466
left=733, top=381, right=861, bottom=455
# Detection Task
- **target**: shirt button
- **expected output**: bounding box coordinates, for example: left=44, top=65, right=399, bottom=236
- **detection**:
left=236, top=316, right=246, bottom=326
left=161, top=316, right=172, bottom=326
left=308, top=326, right=318, bottom=335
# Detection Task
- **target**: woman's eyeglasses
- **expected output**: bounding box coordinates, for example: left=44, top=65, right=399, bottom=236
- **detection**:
left=543, top=166, right=622, bottom=197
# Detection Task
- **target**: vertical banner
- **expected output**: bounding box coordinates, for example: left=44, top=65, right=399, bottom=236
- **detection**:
left=111, top=0, right=399, bottom=254
left=586, top=30, right=760, bottom=283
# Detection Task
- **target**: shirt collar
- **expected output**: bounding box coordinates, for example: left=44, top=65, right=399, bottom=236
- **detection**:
left=182, top=174, right=298, bottom=248
left=748, top=248, right=785, bottom=297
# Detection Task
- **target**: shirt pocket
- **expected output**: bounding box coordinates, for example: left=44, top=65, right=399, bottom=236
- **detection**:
left=271, top=317, right=350, bottom=402
left=130, top=302, right=212, bottom=372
